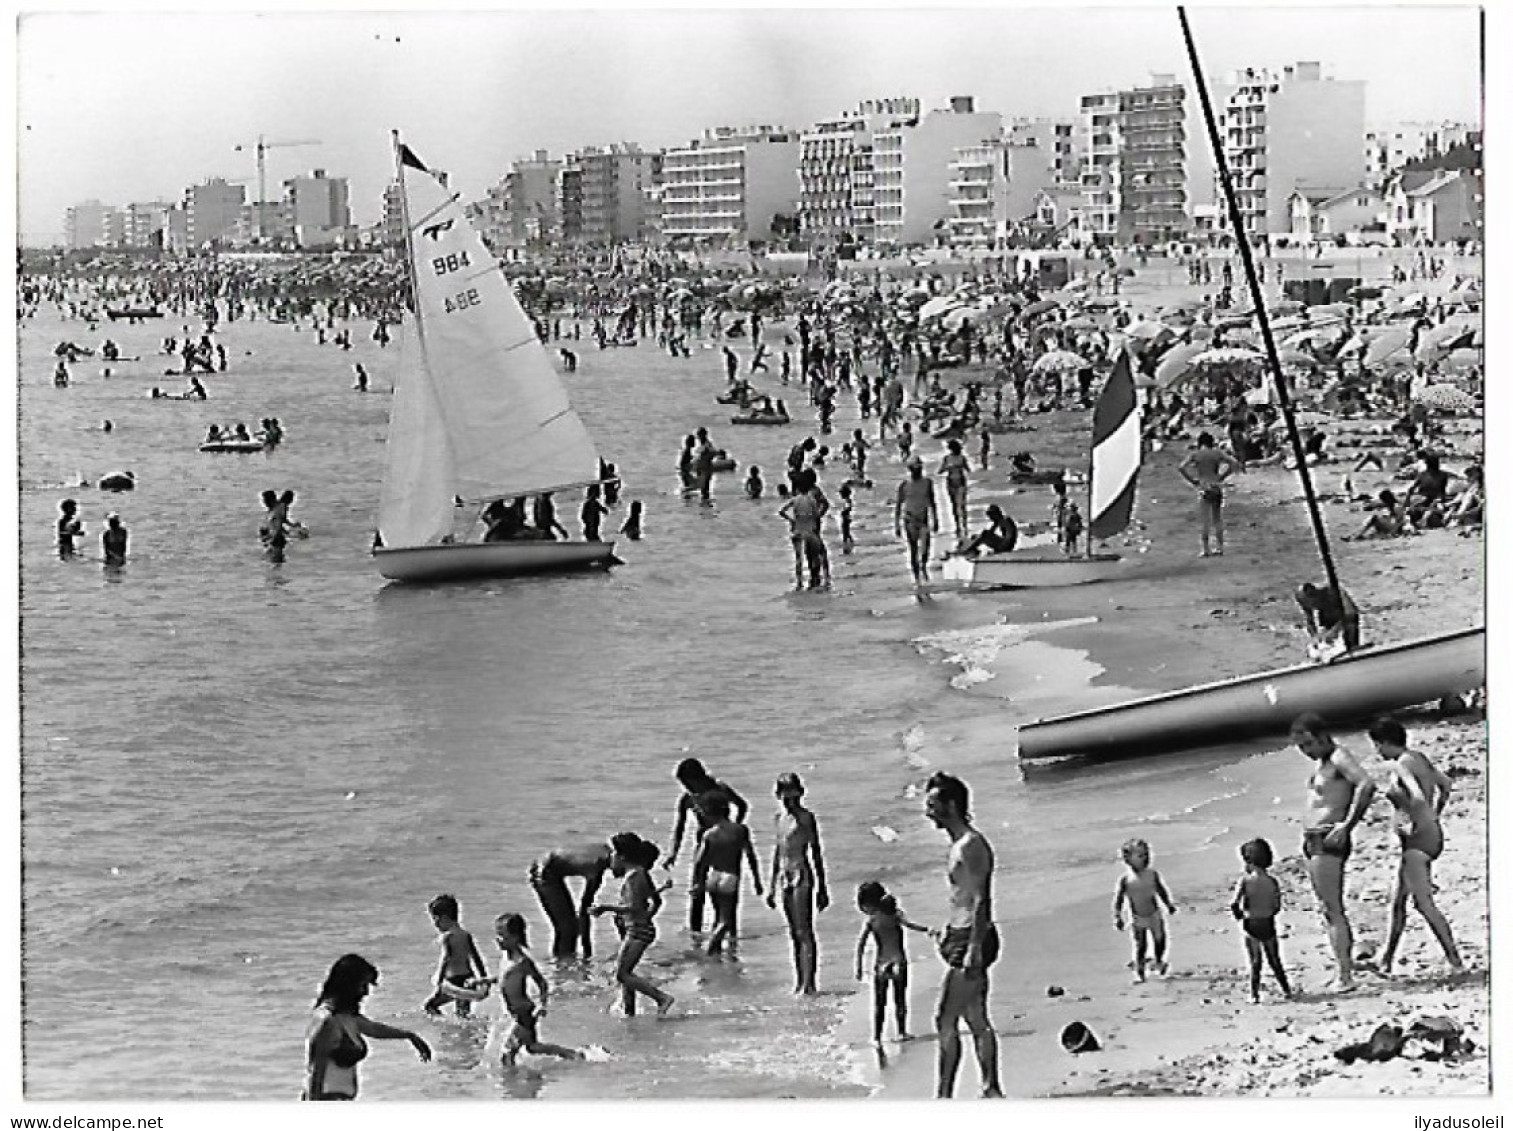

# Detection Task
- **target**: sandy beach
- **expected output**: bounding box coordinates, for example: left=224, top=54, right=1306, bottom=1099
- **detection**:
left=850, top=265, right=1488, bottom=1102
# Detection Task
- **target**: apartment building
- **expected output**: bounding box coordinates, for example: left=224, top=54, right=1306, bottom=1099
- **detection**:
left=872, top=96, right=1002, bottom=248
left=947, top=139, right=1053, bottom=248
left=1078, top=76, right=1215, bottom=246
left=571, top=143, right=656, bottom=245
left=490, top=151, right=563, bottom=247
left=660, top=125, right=800, bottom=244
left=1078, top=92, right=1122, bottom=242
left=797, top=97, right=919, bottom=249
left=1220, top=61, right=1365, bottom=239
left=1006, top=118, right=1082, bottom=188
left=1365, top=121, right=1477, bottom=183
left=184, top=178, right=246, bottom=249
left=558, top=164, right=584, bottom=244
left=281, top=169, right=352, bottom=247
left=64, top=200, right=121, bottom=249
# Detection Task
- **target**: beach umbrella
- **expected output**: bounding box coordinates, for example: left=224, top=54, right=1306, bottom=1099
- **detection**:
left=1416, top=383, right=1477, bottom=413
left=1019, top=298, right=1061, bottom=319
left=1443, top=348, right=1482, bottom=371
left=1031, top=349, right=1089, bottom=374
left=1415, top=324, right=1475, bottom=362
left=1082, top=296, right=1122, bottom=310
left=1191, top=346, right=1265, bottom=370
left=1277, top=348, right=1319, bottom=369
left=1364, top=327, right=1412, bottom=366
left=919, top=295, right=965, bottom=321
left=1125, top=320, right=1166, bottom=341
left=1155, top=341, right=1206, bottom=388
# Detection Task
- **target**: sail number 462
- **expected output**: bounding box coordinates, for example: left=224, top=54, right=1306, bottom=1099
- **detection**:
left=444, top=288, right=480, bottom=314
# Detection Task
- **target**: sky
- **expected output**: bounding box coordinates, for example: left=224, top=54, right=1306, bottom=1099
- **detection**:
left=11, top=3, right=1487, bottom=243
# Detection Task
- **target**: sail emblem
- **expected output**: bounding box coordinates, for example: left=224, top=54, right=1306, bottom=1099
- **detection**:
left=421, top=219, right=455, bottom=241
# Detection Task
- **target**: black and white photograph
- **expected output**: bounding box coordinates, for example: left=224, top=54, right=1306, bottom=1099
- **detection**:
left=9, top=1, right=1497, bottom=1118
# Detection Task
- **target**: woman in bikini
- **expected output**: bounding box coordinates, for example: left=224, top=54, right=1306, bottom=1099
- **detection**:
left=303, top=954, right=431, bottom=1100
left=1368, top=718, right=1465, bottom=974
left=591, top=833, right=675, bottom=1017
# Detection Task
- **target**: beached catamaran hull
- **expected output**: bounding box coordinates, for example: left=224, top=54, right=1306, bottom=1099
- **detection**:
left=374, top=540, right=617, bottom=583
left=942, top=550, right=1124, bottom=588
left=1016, top=627, right=1484, bottom=761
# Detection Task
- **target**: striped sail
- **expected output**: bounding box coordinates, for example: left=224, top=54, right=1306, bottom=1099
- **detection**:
left=1088, top=349, right=1141, bottom=540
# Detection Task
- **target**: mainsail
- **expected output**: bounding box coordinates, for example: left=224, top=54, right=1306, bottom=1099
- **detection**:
left=377, top=139, right=602, bottom=549
left=1088, top=349, right=1141, bottom=540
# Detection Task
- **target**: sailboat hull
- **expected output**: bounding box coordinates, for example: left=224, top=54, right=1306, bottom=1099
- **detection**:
left=375, top=541, right=618, bottom=583
left=942, top=550, right=1125, bottom=589
left=1017, top=627, right=1484, bottom=761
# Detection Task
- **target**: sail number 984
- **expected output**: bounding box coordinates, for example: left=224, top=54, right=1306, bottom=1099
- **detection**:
left=432, top=251, right=471, bottom=276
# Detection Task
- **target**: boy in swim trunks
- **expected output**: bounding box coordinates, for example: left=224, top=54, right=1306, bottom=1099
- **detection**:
left=854, top=881, right=931, bottom=1045
left=766, top=773, right=830, bottom=995
left=483, top=913, right=581, bottom=1065
left=1113, top=839, right=1178, bottom=982
left=422, top=894, right=489, bottom=1017
left=1229, top=838, right=1293, bottom=1003
left=692, top=792, right=763, bottom=956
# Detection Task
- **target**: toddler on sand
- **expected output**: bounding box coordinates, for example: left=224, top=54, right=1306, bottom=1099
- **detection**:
left=853, top=881, right=931, bottom=1045
left=1229, top=838, right=1294, bottom=1003
left=1113, top=838, right=1177, bottom=982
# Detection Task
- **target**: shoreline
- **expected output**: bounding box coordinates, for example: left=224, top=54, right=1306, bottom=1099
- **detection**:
left=854, top=393, right=1485, bottom=1099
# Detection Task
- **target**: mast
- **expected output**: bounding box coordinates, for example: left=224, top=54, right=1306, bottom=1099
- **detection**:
left=390, top=131, right=427, bottom=360
left=1177, top=8, right=1346, bottom=610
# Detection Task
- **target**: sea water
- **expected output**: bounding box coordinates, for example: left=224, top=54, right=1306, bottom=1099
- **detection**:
left=19, top=307, right=1290, bottom=1099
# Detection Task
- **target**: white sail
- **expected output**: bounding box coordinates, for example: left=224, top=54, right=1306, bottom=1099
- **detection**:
left=376, top=322, right=455, bottom=547
left=377, top=139, right=602, bottom=550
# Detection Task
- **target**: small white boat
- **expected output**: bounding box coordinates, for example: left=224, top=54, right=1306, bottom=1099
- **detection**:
left=373, top=136, right=617, bottom=585
left=374, top=540, right=615, bottom=584
left=942, top=548, right=1125, bottom=589
left=945, top=350, right=1141, bottom=588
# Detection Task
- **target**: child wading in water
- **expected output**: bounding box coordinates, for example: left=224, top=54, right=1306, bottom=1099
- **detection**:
left=1113, top=839, right=1177, bottom=982
left=421, top=894, right=488, bottom=1016
left=853, top=881, right=930, bottom=1045
left=482, top=913, right=582, bottom=1064
left=592, top=833, right=676, bottom=1017
left=1229, top=838, right=1294, bottom=1003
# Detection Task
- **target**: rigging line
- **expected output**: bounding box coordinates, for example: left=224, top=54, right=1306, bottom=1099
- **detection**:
left=1176, top=7, right=1346, bottom=612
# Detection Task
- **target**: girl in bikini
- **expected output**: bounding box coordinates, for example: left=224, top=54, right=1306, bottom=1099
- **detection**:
left=592, top=833, right=676, bottom=1017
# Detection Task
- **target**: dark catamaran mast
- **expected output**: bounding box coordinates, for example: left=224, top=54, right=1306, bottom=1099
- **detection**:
left=1177, top=8, right=1347, bottom=611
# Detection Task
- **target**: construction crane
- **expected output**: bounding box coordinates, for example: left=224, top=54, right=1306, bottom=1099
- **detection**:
left=233, top=136, right=322, bottom=240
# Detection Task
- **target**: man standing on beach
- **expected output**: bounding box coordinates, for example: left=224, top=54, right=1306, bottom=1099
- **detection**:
left=924, top=771, right=1003, bottom=1098
left=895, top=456, right=940, bottom=585
left=1291, top=712, right=1376, bottom=992
left=1177, top=432, right=1241, bottom=557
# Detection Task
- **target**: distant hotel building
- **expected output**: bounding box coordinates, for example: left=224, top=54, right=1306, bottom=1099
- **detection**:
left=1364, top=120, right=1477, bottom=183
left=569, top=143, right=658, bottom=245
left=798, top=97, right=919, bottom=249
left=1219, top=61, right=1365, bottom=239
left=872, top=96, right=1002, bottom=248
left=184, top=178, right=246, bottom=249
left=64, top=201, right=121, bottom=249
left=282, top=168, right=353, bottom=248
left=947, top=137, right=1054, bottom=248
left=1079, top=76, right=1215, bottom=246
left=660, top=125, right=800, bottom=244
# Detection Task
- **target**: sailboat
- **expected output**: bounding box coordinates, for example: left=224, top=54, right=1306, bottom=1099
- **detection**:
left=373, top=136, right=618, bottom=584
left=943, top=348, right=1141, bottom=588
